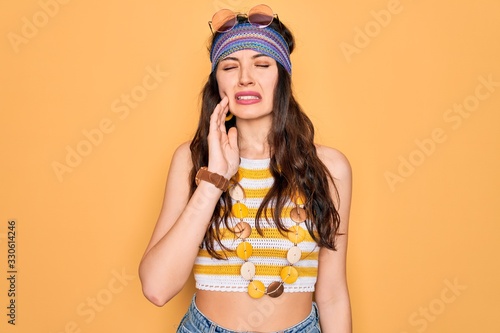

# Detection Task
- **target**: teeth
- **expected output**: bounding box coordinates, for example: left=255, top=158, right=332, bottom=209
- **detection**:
left=237, top=95, right=259, bottom=100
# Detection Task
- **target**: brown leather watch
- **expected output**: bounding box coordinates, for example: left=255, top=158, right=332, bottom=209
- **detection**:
left=195, top=167, right=230, bottom=192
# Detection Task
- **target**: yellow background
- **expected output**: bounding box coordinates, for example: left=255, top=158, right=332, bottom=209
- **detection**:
left=1, top=0, right=499, bottom=332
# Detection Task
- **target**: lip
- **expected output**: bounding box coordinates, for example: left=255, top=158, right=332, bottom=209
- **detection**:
left=234, top=91, right=262, bottom=105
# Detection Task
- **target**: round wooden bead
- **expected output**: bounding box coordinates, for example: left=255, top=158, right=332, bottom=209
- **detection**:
left=290, top=207, right=307, bottom=223
left=234, top=222, right=251, bottom=239
left=229, top=185, right=244, bottom=201
left=293, top=191, right=306, bottom=206
left=236, top=241, right=253, bottom=260
left=248, top=280, right=266, bottom=299
left=240, top=262, right=256, bottom=280
left=232, top=202, right=249, bottom=219
left=287, top=225, right=306, bottom=244
left=266, top=281, right=284, bottom=298
left=280, top=266, right=299, bottom=284
left=286, top=246, right=302, bottom=264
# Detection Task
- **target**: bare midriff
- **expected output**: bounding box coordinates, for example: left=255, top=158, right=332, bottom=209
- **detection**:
left=195, top=290, right=314, bottom=332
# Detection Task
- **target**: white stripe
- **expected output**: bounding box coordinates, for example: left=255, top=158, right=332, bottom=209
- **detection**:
left=238, top=179, right=274, bottom=190
left=195, top=275, right=317, bottom=292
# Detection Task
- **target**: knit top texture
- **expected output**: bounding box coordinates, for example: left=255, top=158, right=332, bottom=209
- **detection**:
left=193, top=157, right=320, bottom=293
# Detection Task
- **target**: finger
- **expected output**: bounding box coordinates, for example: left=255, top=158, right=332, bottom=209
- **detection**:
left=219, top=97, right=229, bottom=129
left=209, top=100, right=223, bottom=134
left=217, top=97, right=229, bottom=132
left=220, top=95, right=229, bottom=108
left=209, top=114, right=218, bottom=136
left=227, top=127, right=239, bottom=151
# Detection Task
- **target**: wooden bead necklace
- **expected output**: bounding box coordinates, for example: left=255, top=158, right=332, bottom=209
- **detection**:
left=228, top=185, right=308, bottom=299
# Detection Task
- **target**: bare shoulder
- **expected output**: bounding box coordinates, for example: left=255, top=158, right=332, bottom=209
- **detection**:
left=169, top=141, right=193, bottom=171
left=164, top=140, right=193, bottom=196
left=315, top=145, right=352, bottom=232
left=172, top=141, right=192, bottom=162
left=315, top=144, right=352, bottom=181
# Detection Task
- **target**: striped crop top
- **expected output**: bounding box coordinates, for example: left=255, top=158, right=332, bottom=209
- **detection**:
left=193, top=157, right=320, bottom=293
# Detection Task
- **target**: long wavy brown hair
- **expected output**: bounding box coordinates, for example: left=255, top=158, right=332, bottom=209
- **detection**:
left=189, top=17, right=341, bottom=259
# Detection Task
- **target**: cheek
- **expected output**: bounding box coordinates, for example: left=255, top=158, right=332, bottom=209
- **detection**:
left=218, top=87, right=233, bottom=102
left=218, top=89, right=226, bottom=99
left=266, top=70, right=279, bottom=94
left=218, top=81, right=231, bottom=99
left=265, top=78, right=278, bottom=102
left=215, top=72, right=224, bottom=95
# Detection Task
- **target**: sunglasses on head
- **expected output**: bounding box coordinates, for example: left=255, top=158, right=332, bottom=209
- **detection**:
left=208, top=4, right=278, bottom=34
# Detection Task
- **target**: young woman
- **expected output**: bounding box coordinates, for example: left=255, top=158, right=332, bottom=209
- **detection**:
left=139, top=5, right=352, bottom=332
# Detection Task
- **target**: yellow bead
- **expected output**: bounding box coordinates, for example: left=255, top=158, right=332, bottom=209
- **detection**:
left=280, top=266, right=299, bottom=284
left=293, top=191, right=306, bottom=205
left=236, top=241, right=253, bottom=260
left=287, top=225, right=306, bottom=244
left=247, top=280, right=266, bottom=299
left=232, top=202, right=249, bottom=219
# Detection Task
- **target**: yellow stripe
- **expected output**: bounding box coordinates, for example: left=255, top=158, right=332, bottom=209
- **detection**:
left=194, top=264, right=317, bottom=277
left=242, top=187, right=271, bottom=199
left=237, top=167, right=272, bottom=180
left=197, top=248, right=319, bottom=260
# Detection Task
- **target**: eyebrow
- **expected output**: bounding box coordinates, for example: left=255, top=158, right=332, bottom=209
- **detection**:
left=220, top=54, right=272, bottom=62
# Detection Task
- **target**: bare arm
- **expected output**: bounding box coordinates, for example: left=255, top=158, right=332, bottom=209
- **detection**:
left=315, top=145, right=353, bottom=332
left=139, top=97, right=239, bottom=306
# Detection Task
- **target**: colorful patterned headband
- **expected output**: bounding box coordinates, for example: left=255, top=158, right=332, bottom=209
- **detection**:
left=210, top=23, right=292, bottom=74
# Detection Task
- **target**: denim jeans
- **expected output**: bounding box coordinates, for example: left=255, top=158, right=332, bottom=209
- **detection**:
left=176, top=295, right=321, bottom=333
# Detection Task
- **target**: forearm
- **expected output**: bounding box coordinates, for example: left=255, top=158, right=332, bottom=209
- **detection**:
left=317, top=294, right=352, bottom=333
left=139, top=182, right=222, bottom=306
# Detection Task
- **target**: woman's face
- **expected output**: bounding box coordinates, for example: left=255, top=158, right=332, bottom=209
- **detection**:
left=215, top=49, right=278, bottom=122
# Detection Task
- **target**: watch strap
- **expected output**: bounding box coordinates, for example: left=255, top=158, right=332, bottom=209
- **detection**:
left=195, top=167, right=230, bottom=192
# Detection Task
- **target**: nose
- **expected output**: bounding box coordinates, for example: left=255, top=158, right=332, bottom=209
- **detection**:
left=238, top=66, right=254, bottom=87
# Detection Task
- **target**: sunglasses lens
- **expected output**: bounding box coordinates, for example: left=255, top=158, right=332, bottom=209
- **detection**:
left=248, top=4, right=274, bottom=28
left=212, top=9, right=237, bottom=32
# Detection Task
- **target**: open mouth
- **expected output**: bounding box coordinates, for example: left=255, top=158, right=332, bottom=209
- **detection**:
left=237, top=95, right=260, bottom=100
left=235, top=91, right=262, bottom=104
